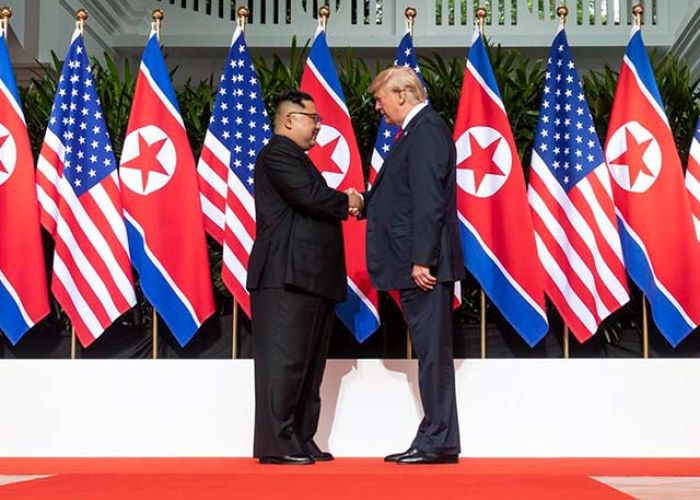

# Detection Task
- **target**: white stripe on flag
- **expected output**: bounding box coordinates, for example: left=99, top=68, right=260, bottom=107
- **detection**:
left=52, top=253, right=104, bottom=338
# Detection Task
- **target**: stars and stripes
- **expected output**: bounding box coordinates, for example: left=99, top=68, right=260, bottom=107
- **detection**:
left=198, top=26, right=271, bottom=317
left=685, top=119, right=700, bottom=242
left=0, top=28, right=50, bottom=344
left=35, top=28, right=136, bottom=347
left=527, top=27, right=629, bottom=342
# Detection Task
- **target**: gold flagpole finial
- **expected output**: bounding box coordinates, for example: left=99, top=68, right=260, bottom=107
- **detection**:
left=404, top=7, right=417, bottom=35
left=476, top=6, right=487, bottom=34
left=557, top=5, right=569, bottom=25
left=1, top=6, right=12, bottom=37
left=632, top=4, right=644, bottom=27
left=76, top=9, right=88, bottom=34
left=237, top=5, right=250, bottom=31
left=318, top=4, right=330, bottom=31
left=152, top=8, right=164, bottom=40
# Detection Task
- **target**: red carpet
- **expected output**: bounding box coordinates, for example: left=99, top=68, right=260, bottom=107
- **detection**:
left=1, top=458, right=699, bottom=499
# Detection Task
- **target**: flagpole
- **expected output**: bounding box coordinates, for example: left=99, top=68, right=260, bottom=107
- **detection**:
left=229, top=5, right=251, bottom=360
left=475, top=7, right=488, bottom=360
left=403, top=7, right=417, bottom=360
left=318, top=4, right=330, bottom=31
left=556, top=6, right=570, bottom=360
left=632, top=3, right=649, bottom=359
left=0, top=6, right=11, bottom=37
left=71, top=327, right=76, bottom=359
left=69, top=9, right=89, bottom=361
left=151, top=8, right=163, bottom=361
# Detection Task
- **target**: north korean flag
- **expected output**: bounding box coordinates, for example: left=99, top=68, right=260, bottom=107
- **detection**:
left=604, top=26, right=700, bottom=346
left=301, top=27, right=380, bottom=342
left=454, top=28, right=549, bottom=346
left=0, top=29, right=50, bottom=344
left=119, top=30, right=215, bottom=347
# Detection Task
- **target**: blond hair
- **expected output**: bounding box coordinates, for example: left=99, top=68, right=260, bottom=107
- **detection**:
left=368, top=66, right=426, bottom=103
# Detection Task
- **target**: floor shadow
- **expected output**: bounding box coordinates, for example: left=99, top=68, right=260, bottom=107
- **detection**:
left=316, top=359, right=357, bottom=451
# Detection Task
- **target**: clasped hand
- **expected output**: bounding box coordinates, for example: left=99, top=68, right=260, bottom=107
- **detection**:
left=344, top=188, right=363, bottom=217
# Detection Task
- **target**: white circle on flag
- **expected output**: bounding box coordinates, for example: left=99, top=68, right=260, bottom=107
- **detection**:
left=314, top=124, right=350, bottom=189
left=605, top=121, right=661, bottom=193
left=0, top=124, right=17, bottom=186
left=119, top=125, right=176, bottom=195
left=455, top=126, right=511, bottom=198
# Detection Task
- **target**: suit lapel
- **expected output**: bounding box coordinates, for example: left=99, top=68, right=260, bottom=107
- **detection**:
left=370, top=106, right=432, bottom=192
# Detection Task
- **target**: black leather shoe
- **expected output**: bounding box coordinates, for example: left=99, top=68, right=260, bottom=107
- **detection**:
left=396, top=450, right=459, bottom=465
left=259, top=453, right=315, bottom=465
left=384, top=447, right=419, bottom=462
left=310, top=451, right=334, bottom=462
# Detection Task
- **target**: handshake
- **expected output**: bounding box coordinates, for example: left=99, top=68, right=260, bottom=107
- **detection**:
left=344, top=188, right=364, bottom=218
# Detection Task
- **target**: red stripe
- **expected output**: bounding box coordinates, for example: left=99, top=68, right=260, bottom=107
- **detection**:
left=52, top=237, right=111, bottom=336
left=529, top=176, right=601, bottom=339
left=226, top=192, right=256, bottom=239
left=37, top=146, right=61, bottom=235
left=50, top=276, right=97, bottom=348
left=77, top=186, right=134, bottom=312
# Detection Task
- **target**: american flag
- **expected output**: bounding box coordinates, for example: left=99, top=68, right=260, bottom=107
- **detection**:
left=684, top=118, right=700, bottom=242
left=369, top=31, right=423, bottom=186
left=198, top=26, right=271, bottom=317
left=36, top=28, right=136, bottom=347
left=527, top=27, right=629, bottom=342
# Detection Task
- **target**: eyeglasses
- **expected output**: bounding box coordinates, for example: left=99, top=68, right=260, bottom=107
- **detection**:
left=287, top=112, right=323, bottom=125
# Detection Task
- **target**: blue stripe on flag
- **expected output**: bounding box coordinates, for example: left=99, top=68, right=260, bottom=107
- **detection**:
left=142, top=33, right=180, bottom=113
left=625, top=30, right=664, bottom=109
left=125, top=220, right=199, bottom=347
left=460, top=223, right=549, bottom=347
left=336, top=289, right=380, bottom=343
left=617, top=219, right=695, bottom=347
left=0, top=282, right=31, bottom=345
left=308, top=31, right=347, bottom=106
left=0, top=33, right=20, bottom=105
left=468, top=35, right=503, bottom=102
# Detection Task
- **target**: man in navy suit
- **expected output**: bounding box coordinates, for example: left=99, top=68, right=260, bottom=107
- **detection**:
left=248, top=90, right=363, bottom=465
left=351, top=66, right=465, bottom=464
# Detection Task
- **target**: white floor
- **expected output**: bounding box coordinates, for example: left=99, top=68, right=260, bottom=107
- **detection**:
left=1, top=359, right=700, bottom=457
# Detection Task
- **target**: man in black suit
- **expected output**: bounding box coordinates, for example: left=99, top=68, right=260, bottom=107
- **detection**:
left=247, top=90, right=363, bottom=465
left=351, top=67, right=465, bottom=464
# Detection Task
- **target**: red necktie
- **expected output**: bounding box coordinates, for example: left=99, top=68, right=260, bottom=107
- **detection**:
left=394, top=127, right=404, bottom=141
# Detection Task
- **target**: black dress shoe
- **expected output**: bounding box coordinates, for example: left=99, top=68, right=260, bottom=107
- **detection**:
left=310, top=451, right=334, bottom=462
left=259, top=453, right=315, bottom=465
left=396, top=450, right=459, bottom=465
left=384, top=447, right=419, bottom=462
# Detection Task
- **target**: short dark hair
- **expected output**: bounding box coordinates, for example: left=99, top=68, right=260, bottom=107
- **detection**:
left=273, top=89, right=314, bottom=119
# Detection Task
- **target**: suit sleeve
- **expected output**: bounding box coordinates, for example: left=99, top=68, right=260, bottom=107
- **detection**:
left=407, top=123, right=451, bottom=266
left=264, top=146, right=349, bottom=220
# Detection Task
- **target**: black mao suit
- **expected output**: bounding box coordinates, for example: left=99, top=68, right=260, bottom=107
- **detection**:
left=363, top=105, right=465, bottom=454
left=247, top=134, right=349, bottom=458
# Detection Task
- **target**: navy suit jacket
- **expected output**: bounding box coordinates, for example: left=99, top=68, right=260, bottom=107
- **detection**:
left=247, top=134, right=349, bottom=302
left=363, top=106, right=465, bottom=291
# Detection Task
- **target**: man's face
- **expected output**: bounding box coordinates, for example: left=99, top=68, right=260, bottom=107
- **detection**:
left=287, top=100, right=322, bottom=150
left=373, top=86, right=404, bottom=127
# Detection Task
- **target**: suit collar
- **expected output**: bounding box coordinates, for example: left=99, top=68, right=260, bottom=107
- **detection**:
left=370, top=106, right=433, bottom=191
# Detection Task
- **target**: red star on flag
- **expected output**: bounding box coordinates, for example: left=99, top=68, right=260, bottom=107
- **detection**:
left=314, top=135, right=344, bottom=175
left=121, top=133, right=169, bottom=191
left=459, top=134, right=505, bottom=191
left=609, top=128, right=655, bottom=186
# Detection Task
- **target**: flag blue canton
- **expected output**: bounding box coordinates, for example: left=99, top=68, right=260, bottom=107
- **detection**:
left=208, top=31, right=271, bottom=193
left=48, top=34, right=116, bottom=197
left=534, top=29, right=604, bottom=192
left=372, top=32, right=424, bottom=160
left=695, top=121, right=700, bottom=143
